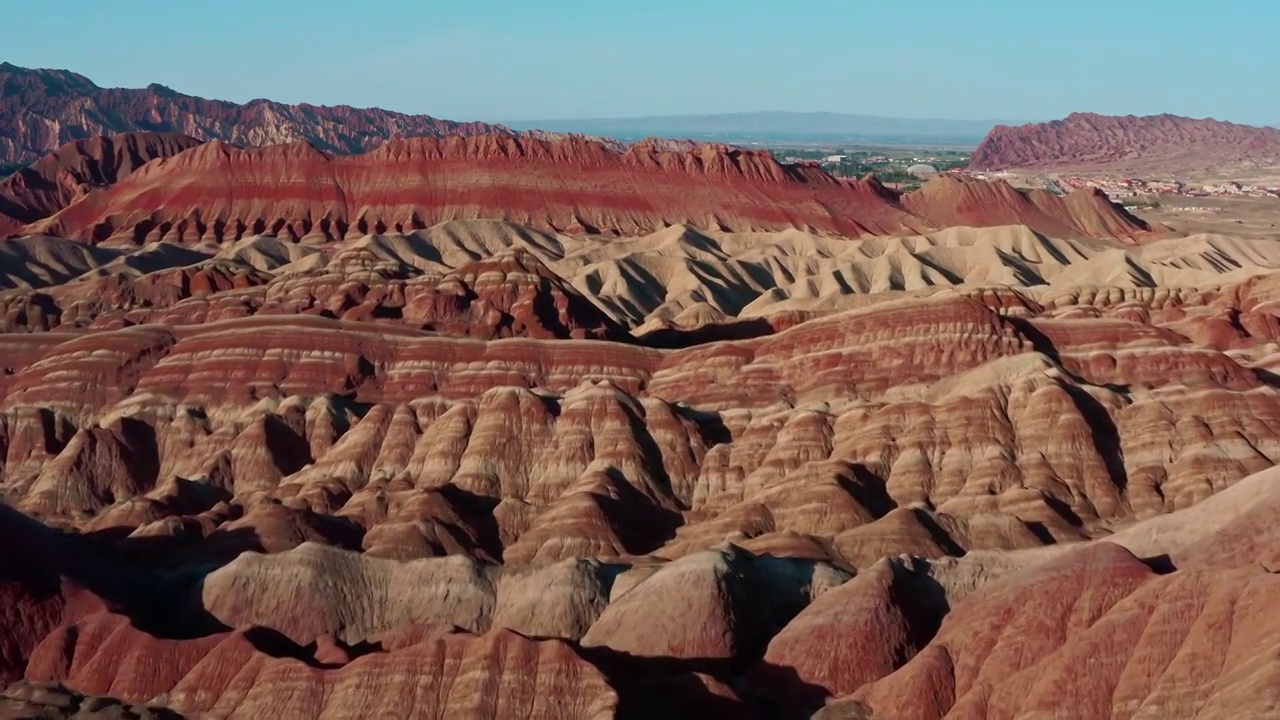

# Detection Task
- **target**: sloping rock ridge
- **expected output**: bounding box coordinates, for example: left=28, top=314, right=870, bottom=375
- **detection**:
left=970, top=112, right=1280, bottom=175
left=8, top=133, right=1150, bottom=242
left=0, top=132, right=202, bottom=236
left=0, top=130, right=1277, bottom=717
left=0, top=63, right=517, bottom=166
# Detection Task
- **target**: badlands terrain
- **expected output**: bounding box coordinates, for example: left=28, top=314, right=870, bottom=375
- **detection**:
left=970, top=112, right=1280, bottom=182
left=0, top=63, right=522, bottom=167
left=3, top=131, right=1280, bottom=719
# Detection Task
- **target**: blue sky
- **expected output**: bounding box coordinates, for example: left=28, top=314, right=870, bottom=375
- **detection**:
left=6, top=0, right=1277, bottom=124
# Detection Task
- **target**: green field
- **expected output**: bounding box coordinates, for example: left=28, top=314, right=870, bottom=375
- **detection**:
left=767, top=145, right=970, bottom=188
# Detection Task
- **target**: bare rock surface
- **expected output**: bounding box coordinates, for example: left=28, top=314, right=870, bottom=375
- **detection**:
left=580, top=547, right=850, bottom=665
left=1, top=137, right=1279, bottom=718
left=0, top=133, right=201, bottom=237
left=0, top=63, right=516, bottom=168
left=24, top=612, right=618, bottom=720
left=5, top=133, right=1149, bottom=243
left=970, top=112, right=1280, bottom=177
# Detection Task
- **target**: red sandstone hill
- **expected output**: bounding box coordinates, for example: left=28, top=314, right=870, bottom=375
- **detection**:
left=0, top=132, right=202, bottom=237
left=2, top=219, right=1280, bottom=715
left=0, top=62, right=517, bottom=167
left=13, top=134, right=1150, bottom=242
left=900, top=173, right=1150, bottom=241
left=969, top=112, right=1280, bottom=175
left=21, top=135, right=926, bottom=241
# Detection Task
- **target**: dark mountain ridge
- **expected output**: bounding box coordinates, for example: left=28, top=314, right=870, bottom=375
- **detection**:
left=0, top=62, right=519, bottom=166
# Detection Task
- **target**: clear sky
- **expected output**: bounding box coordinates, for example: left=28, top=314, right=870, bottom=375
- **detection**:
left=6, top=0, right=1278, bottom=125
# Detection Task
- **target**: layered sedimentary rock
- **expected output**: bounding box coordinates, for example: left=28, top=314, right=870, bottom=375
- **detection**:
left=5, top=284, right=1280, bottom=561
left=580, top=549, right=849, bottom=665
left=743, top=467, right=1280, bottom=719
left=970, top=111, right=1280, bottom=175
left=10, top=467, right=1280, bottom=718
left=25, top=613, right=618, bottom=720
left=842, top=545, right=1280, bottom=719
left=0, top=63, right=516, bottom=167
left=22, top=136, right=923, bottom=242
left=0, top=132, right=202, bottom=236
left=900, top=173, right=1151, bottom=242
left=4, top=218, right=1280, bottom=564
left=8, top=220, right=1273, bottom=342
left=0, top=68, right=1154, bottom=244
left=13, top=135, right=1154, bottom=243
left=1, top=186, right=1279, bottom=716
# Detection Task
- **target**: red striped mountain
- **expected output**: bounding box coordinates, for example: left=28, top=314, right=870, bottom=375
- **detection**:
left=0, top=62, right=516, bottom=167
left=0, top=132, right=202, bottom=236
left=17, top=134, right=1150, bottom=242
left=901, top=173, right=1151, bottom=241
left=970, top=112, right=1280, bottom=175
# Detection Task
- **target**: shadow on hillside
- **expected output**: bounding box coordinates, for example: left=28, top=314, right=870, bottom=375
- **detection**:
left=1003, top=315, right=1130, bottom=498
left=1059, top=382, right=1129, bottom=493
left=239, top=626, right=386, bottom=669
left=599, top=479, right=684, bottom=555
left=582, top=644, right=835, bottom=720
left=1255, top=368, right=1280, bottom=388
left=0, top=501, right=249, bottom=640
left=1141, top=552, right=1177, bottom=574
left=1, top=499, right=969, bottom=719
left=638, top=317, right=777, bottom=349
left=2, top=499, right=432, bottom=677
left=578, top=551, right=951, bottom=720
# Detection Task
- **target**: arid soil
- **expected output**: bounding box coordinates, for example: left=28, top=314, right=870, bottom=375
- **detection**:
left=1131, top=195, right=1280, bottom=238
left=2, top=133, right=1280, bottom=719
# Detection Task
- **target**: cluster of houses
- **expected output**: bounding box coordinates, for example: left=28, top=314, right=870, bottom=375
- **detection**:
left=1053, top=177, right=1280, bottom=199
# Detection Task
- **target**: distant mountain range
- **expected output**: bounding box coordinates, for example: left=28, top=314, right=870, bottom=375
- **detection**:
left=11, top=60, right=1276, bottom=182
left=970, top=113, right=1280, bottom=178
left=0, top=62, right=519, bottom=167
left=508, top=111, right=1012, bottom=145
left=1, top=61, right=1007, bottom=175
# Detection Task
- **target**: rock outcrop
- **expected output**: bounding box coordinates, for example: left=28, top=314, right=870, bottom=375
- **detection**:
left=901, top=173, right=1151, bottom=242
left=0, top=63, right=515, bottom=167
left=25, top=613, right=619, bottom=720
left=0, top=148, right=1278, bottom=716
left=22, top=135, right=930, bottom=242
left=6, top=134, right=1153, bottom=243
left=0, top=132, right=202, bottom=236
left=970, top=112, right=1280, bottom=176
left=3, top=288, right=1279, bottom=569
